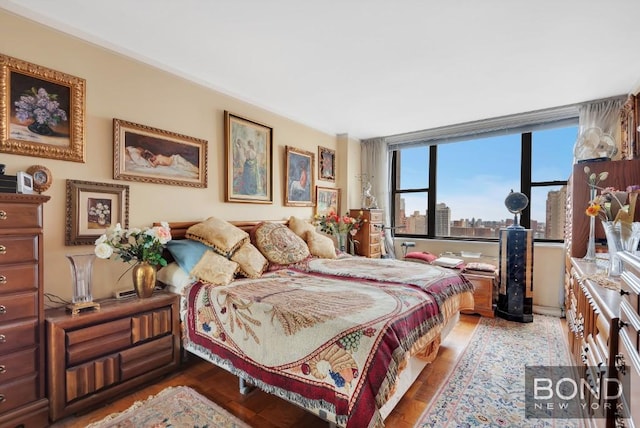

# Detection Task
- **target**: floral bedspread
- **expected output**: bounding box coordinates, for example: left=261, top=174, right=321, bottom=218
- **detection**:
left=185, top=269, right=443, bottom=428
left=296, top=257, right=475, bottom=313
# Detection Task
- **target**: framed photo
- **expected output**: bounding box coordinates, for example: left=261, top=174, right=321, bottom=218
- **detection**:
left=285, top=145, right=315, bottom=207
left=315, top=186, right=340, bottom=217
left=0, top=54, right=86, bottom=162
left=225, top=111, right=273, bottom=203
left=318, top=146, right=336, bottom=182
left=65, top=180, right=129, bottom=245
left=113, top=118, right=207, bottom=188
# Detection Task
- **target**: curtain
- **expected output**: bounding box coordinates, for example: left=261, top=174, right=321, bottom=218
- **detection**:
left=361, top=138, right=396, bottom=258
left=575, top=97, right=625, bottom=162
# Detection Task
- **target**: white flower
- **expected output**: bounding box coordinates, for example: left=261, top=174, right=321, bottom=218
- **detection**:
left=95, top=242, right=113, bottom=259
left=95, top=234, right=108, bottom=245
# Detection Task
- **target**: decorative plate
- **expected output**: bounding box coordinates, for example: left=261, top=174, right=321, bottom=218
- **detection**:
left=26, top=165, right=52, bottom=193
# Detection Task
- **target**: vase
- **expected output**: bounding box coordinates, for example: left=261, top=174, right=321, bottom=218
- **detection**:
left=601, top=221, right=640, bottom=277
left=132, top=261, right=157, bottom=298
left=66, top=254, right=96, bottom=304
left=335, top=232, right=348, bottom=252
left=28, top=121, right=54, bottom=136
left=584, top=187, right=597, bottom=261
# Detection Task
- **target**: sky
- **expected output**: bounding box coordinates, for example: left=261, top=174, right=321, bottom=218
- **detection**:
left=400, top=126, right=577, bottom=223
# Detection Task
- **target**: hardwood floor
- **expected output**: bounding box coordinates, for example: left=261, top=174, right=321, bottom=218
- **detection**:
left=50, top=314, right=482, bottom=428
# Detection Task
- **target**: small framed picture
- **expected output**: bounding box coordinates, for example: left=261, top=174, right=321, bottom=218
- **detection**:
left=315, top=186, right=340, bottom=217
left=65, top=180, right=129, bottom=245
left=16, top=171, right=33, bottom=194
left=318, top=146, right=335, bottom=182
left=285, top=146, right=315, bottom=207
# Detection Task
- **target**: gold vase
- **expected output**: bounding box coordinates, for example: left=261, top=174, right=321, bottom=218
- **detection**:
left=132, top=261, right=156, bottom=298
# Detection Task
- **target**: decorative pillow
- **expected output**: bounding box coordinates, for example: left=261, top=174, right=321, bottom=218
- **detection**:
left=288, top=216, right=315, bottom=239
left=185, top=217, right=249, bottom=257
left=156, top=262, right=194, bottom=294
left=231, top=242, right=268, bottom=278
left=464, top=262, right=497, bottom=273
left=405, top=251, right=437, bottom=264
left=252, top=222, right=310, bottom=265
left=304, top=230, right=337, bottom=259
left=432, top=256, right=465, bottom=269
left=166, top=239, right=238, bottom=285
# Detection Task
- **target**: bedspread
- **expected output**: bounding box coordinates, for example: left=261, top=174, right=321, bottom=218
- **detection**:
left=185, top=269, right=442, bottom=428
left=294, top=257, right=475, bottom=318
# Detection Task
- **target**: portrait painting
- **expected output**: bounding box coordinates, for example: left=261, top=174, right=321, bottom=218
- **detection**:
left=285, top=145, right=315, bottom=207
left=318, top=146, right=336, bottom=182
left=0, top=53, right=86, bottom=162
left=65, top=180, right=129, bottom=245
left=113, top=119, right=207, bottom=188
left=316, top=186, right=340, bottom=217
left=225, top=111, right=273, bottom=203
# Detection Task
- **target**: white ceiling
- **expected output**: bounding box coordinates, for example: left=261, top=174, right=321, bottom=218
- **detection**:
left=3, top=0, right=640, bottom=140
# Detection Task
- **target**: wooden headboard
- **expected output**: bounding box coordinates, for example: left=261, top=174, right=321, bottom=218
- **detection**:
left=155, top=219, right=288, bottom=240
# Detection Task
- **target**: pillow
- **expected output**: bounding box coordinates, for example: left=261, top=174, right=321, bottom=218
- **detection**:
left=252, top=222, right=310, bottom=265
left=304, top=230, right=337, bottom=259
left=185, top=217, right=249, bottom=257
left=464, top=262, right=497, bottom=273
left=288, top=216, right=315, bottom=239
left=156, top=262, right=194, bottom=294
left=166, top=239, right=238, bottom=285
left=431, top=256, right=464, bottom=269
left=231, top=242, right=268, bottom=278
left=405, top=251, right=437, bottom=263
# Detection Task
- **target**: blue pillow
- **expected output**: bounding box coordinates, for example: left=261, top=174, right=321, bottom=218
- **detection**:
left=166, top=239, right=209, bottom=273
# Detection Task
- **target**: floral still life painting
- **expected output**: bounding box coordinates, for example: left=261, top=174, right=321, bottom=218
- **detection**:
left=87, top=199, right=112, bottom=229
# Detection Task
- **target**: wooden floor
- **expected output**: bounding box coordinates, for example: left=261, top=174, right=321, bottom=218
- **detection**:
left=51, top=314, right=482, bottom=428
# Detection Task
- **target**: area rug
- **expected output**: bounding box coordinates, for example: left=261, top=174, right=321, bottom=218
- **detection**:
left=414, top=315, right=585, bottom=427
left=86, top=385, right=251, bottom=428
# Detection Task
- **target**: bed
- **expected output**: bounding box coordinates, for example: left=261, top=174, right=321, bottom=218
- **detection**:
left=157, top=218, right=475, bottom=428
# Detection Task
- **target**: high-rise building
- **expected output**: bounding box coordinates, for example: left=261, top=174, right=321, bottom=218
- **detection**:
left=545, top=186, right=567, bottom=239
left=435, top=203, right=450, bottom=236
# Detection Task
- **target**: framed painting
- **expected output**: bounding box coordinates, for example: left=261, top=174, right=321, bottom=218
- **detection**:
left=65, top=180, right=129, bottom=245
left=224, top=111, right=273, bottom=203
left=285, top=145, right=315, bottom=207
left=315, top=186, right=340, bottom=217
left=318, top=146, right=336, bottom=182
left=113, top=118, right=207, bottom=188
left=0, top=53, right=86, bottom=162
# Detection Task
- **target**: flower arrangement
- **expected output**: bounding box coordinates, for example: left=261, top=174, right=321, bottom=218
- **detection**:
left=314, top=211, right=365, bottom=236
left=584, top=166, right=632, bottom=222
left=94, top=222, right=172, bottom=267
left=14, top=87, right=68, bottom=127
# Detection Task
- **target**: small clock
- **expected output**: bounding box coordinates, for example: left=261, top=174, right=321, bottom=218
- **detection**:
left=26, top=165, right=52, bottom=193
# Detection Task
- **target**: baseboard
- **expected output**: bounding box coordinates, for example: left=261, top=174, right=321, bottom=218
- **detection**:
left=533, top=305, right=562, bottom=317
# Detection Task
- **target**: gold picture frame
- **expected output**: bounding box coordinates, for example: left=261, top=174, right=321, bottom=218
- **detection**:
left=285, top=145, right=315, bottom=207
left=65, top=179, right=129, bottom=245
left=0, top=54, right=86, bottom=162
left=315, top=186, right=340, bottom=217
left=318, top=146, right=336, bottom=182
left=113, top=118, right=207, bottom=188
left=224, top=111, right=273, bottom=203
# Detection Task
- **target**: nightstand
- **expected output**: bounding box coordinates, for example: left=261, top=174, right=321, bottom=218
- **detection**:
left=460, top=271, right=496, bottom=318
left=46, top=292, right=181, bottom=422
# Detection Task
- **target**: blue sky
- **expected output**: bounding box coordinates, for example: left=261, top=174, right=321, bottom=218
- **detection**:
left=400, top=126, right=577, bottom=222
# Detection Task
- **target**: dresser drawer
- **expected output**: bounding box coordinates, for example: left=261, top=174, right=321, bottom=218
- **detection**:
left=66, top=317, right=132, bottom=366
left=0, top=319, right=37, bottom=354
left=0, top=263, right=37, bottom=295
left=0, top=236, right=37, bottom=265
left=0, top=202, right=43, bottom=230
left=617, top=329, right=640, bottom=426
left=368, top=209, right=384, bottom=223
left=0, top=374, right=37, bottom=414
left=621, top=299, right=640, bottom=352
left=620, top=271, right=640, bottom=315
left=0, top=347, right=37, bottom=384
left=120, top=335, right=174, bottom=380
left=0, top=292, right=37, bottom=323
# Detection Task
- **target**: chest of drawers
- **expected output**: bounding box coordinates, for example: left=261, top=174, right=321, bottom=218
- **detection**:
left=0, top=194, right=50, bottom=428
left=349, top=209, right=383, bottom=258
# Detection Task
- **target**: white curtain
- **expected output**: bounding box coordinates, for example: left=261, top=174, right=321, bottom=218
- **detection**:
left=361, top=138, right=396, bottom=258
left=575, top=97, right=624, bottom=162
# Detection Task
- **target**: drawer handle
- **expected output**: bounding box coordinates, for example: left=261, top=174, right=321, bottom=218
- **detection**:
left=0, top=275, right=5, bottom=284
left=0, top=365, right=5, bottom=374
left=619, top=319, right=628, bottom=329
left=615, top=353, right=627, bottom=375
left=0, top=306, right=5, bottom=315
left=0, top=245, right=5, bottom=255
left=0, top=394, right=4, bottom=403
left=620, top=289, right=630, bottom=296
left=0, top=334, right=5, bottom=343
left=0, top=210, right=5, bottom=220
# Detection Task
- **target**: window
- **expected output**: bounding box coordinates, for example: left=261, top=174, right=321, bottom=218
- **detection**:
left=391, top=123, right=577, bottom=241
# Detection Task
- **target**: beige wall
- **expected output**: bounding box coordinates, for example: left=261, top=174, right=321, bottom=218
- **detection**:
left=0, top=10, right=353, bottom=301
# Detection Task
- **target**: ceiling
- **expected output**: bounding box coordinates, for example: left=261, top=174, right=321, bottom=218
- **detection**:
left=3, top=0, right=640, bottom=140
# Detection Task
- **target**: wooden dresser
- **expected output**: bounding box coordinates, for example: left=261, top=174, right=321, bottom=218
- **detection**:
left=46, top=292, right=181, bottom=421
left=0, top=194, right=50, bottom=428
left=349, top=209, right=383, bottom=258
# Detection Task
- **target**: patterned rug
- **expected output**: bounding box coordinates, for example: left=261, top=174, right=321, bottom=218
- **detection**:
left=414, top=315, right=585, bottom=428
left=86, top=385, right=251, bottom=428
